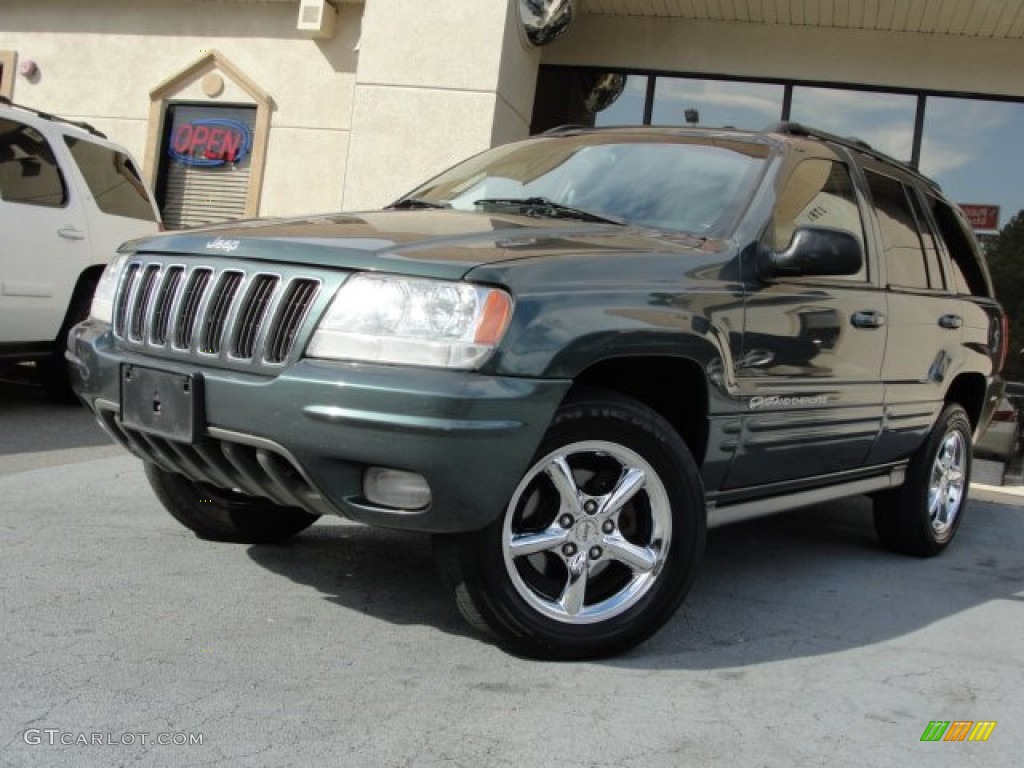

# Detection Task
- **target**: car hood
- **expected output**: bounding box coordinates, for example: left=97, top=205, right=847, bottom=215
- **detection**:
left=126, top=210, right=715, bottom=280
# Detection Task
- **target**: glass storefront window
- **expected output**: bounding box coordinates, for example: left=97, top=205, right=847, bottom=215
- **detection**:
left=594, top=75, right=648, bottom=126
left=789, top=86, right=917, bottom=162
left=920, top=97, right=1024, bottom=231
left=651, top=78, right=784, bottom=130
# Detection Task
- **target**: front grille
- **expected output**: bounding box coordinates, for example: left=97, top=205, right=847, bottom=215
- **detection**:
left=113, top=259, right=321, bottom=366
left=96, top=406, right=334, bottom=517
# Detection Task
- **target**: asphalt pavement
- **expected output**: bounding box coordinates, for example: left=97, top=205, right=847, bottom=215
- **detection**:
left=2, top=373, right=1022, bottom=767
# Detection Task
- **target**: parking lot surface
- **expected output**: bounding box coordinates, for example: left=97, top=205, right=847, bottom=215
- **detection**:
left=2, top=377, right=1022, bottom=767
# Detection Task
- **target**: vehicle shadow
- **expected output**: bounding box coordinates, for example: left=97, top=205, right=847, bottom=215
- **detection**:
left=0, top=367, right=112, bottom=456
left=245, top=496, right=1024, bottom=667
left=246, top=521, right=472, bottom=639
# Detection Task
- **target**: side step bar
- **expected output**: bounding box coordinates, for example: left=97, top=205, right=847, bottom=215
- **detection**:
left=707, top=467, right=906, bottom=529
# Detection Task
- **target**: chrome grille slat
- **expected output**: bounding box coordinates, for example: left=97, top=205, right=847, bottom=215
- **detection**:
left=199, top=271, right=243, bottom=355
left=113, top=264, right=142, bottom=337
left=129, top=265, right=162, bottom=342
left=173, top=269, right=213, bottom=350
left=149, top=266, right=185, bottom=346
left=230, top=275, right=279, bottom=359
left=266, top=279, right=319, bottom=364
left=114, top=257, right=322, bottom=367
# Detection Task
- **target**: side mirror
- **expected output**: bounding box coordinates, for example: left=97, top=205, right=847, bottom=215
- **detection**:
left=762, top=226, right=863, bottom=278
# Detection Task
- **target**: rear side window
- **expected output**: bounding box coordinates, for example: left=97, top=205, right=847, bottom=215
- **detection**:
left=64, top=136, right=157, bottom=222
left=926, top=194, right=991, bottom=297
left=772, top=158, right=866, bottom=280
left=864, top=169, right=937, bottom=290
left=0, top=117, right=67, bottom=207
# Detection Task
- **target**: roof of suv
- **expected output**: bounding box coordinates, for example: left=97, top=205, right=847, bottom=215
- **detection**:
left=0, top=95, right=107, bottom=140
left=542, top=120, right=941, bottom=191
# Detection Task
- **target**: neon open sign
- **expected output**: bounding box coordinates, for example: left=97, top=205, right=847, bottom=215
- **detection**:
left=169, top=118, right=252, bottom=167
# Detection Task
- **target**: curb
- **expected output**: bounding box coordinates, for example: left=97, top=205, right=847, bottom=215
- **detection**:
left=971, top=483, right=1024, bottom=507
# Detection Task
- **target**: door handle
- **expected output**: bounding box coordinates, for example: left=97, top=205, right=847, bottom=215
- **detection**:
left=939, top=314, right=963, bottom=330
left=851, top=310, right=885, bottom=329
left=57, top=227, right=86, bottom=241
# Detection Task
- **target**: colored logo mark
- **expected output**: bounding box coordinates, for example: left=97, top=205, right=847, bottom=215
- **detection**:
left=920, top=721, right=997, bottom=742
left=170, top=118, right=252, bottom=167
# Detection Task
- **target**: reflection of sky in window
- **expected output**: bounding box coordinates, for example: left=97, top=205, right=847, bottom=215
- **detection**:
left=920, top=98, right=1024, bottom=228
left=789, top=87, right=917, bottom=161
left=651, top=79, right=784, bottom=130
left=594, top=75, right=647, bottom=126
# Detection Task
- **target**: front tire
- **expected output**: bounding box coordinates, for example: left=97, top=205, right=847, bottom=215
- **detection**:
left=874, top=403, right=972, bottom=557
left=435, top=391, right=706, bottom=660
left=145, top=463, right=319, bottom=544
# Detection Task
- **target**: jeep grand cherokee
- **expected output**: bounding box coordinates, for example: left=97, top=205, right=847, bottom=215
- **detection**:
left=68, top=123, right=1006, bottom=659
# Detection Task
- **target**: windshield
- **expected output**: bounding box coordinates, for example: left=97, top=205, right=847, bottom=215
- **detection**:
left=402, top=134, right=771, bottom=236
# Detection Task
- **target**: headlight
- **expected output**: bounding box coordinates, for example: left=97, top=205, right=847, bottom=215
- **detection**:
left=307, top=274, right=512, bottom=369
left=89, top=253, right=131, bottom=324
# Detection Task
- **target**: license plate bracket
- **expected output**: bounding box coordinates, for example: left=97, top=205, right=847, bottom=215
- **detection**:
left=120, top=365, right=203, bottom=443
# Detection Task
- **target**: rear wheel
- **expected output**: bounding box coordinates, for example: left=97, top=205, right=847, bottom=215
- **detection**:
left=435, top=391, right=705, bottom=660
left=145, top=463, right=320, bottom=544
left=874, top=403, right=972, bottom=557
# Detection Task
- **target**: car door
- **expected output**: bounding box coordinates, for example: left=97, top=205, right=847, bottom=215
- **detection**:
left=858, top=164, right=964, bottom=464
left=0, top=115, right=90, bottom=344
left=725, top=153, right=887, bottom=488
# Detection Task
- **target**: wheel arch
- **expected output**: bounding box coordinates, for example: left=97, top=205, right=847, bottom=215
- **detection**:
left=944, top=372, right=989, bottom=431
left=566, top=356, right=710, bottom=465
left=53, top=265, right=104, bottom=342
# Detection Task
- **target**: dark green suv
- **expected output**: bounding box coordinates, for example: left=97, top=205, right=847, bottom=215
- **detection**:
left=68, top=124, right=1006, bottom=659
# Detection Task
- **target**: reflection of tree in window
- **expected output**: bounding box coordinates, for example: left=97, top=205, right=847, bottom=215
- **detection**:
left=927, top=194, right=988, bottom=296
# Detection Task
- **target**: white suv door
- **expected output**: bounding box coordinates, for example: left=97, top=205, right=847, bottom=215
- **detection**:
left=0, top=114, right=91, bottom=344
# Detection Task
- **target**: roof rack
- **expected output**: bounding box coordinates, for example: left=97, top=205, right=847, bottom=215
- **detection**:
left=0, top=95, right=107, bottom=139
left=763, top=121, right=940, bottom=190
left=541, top=124, right=594, bottom=135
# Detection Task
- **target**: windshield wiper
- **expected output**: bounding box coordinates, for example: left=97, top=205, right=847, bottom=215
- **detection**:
left=473, top=197, right=625, bottom=225
left=387, top=197, right=451, bottom=210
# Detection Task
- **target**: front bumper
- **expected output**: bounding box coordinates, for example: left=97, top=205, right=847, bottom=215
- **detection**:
left=68, top=321, right=570, bottom=533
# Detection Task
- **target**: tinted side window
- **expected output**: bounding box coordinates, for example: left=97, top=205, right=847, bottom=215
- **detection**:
left=905, top=185, right=946, bottom=290
left=864, top=169, right=930, bottom=290
left=64, top=136, right=157, bottom=222
left=0, top=117, right=67, bottom=207
left=927, top=194, right=991, bottom=297
left=772, top=158, right=866, bottom=280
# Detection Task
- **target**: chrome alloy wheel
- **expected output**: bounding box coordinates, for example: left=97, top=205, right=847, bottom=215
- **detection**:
left=501, top=440, right=672, bottom=624
left=928, top=430, right=966, bottom=538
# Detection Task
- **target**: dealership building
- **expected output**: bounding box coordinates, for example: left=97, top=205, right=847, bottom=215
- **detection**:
left=3, top=0, right=1023, bottom=231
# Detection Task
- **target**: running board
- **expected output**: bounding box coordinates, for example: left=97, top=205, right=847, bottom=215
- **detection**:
left=706, top=467, right=906, bottom=529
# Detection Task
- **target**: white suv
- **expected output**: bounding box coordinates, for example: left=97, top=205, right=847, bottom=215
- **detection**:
left=1, top=96, right=161, bottom=399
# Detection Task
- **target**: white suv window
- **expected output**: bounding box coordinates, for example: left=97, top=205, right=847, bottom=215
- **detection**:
left=64, top=136, right=158, bottom=222
left=0, top=117, right=67, bottom=207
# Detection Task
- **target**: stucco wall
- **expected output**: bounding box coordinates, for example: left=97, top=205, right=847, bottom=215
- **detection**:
left=340, top=0, right=540, bottom=211
left=0, top=0, right=361, bottom=217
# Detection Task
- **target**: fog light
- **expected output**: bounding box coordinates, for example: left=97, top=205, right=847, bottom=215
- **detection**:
left=363, top=467, right=431, bottom=510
